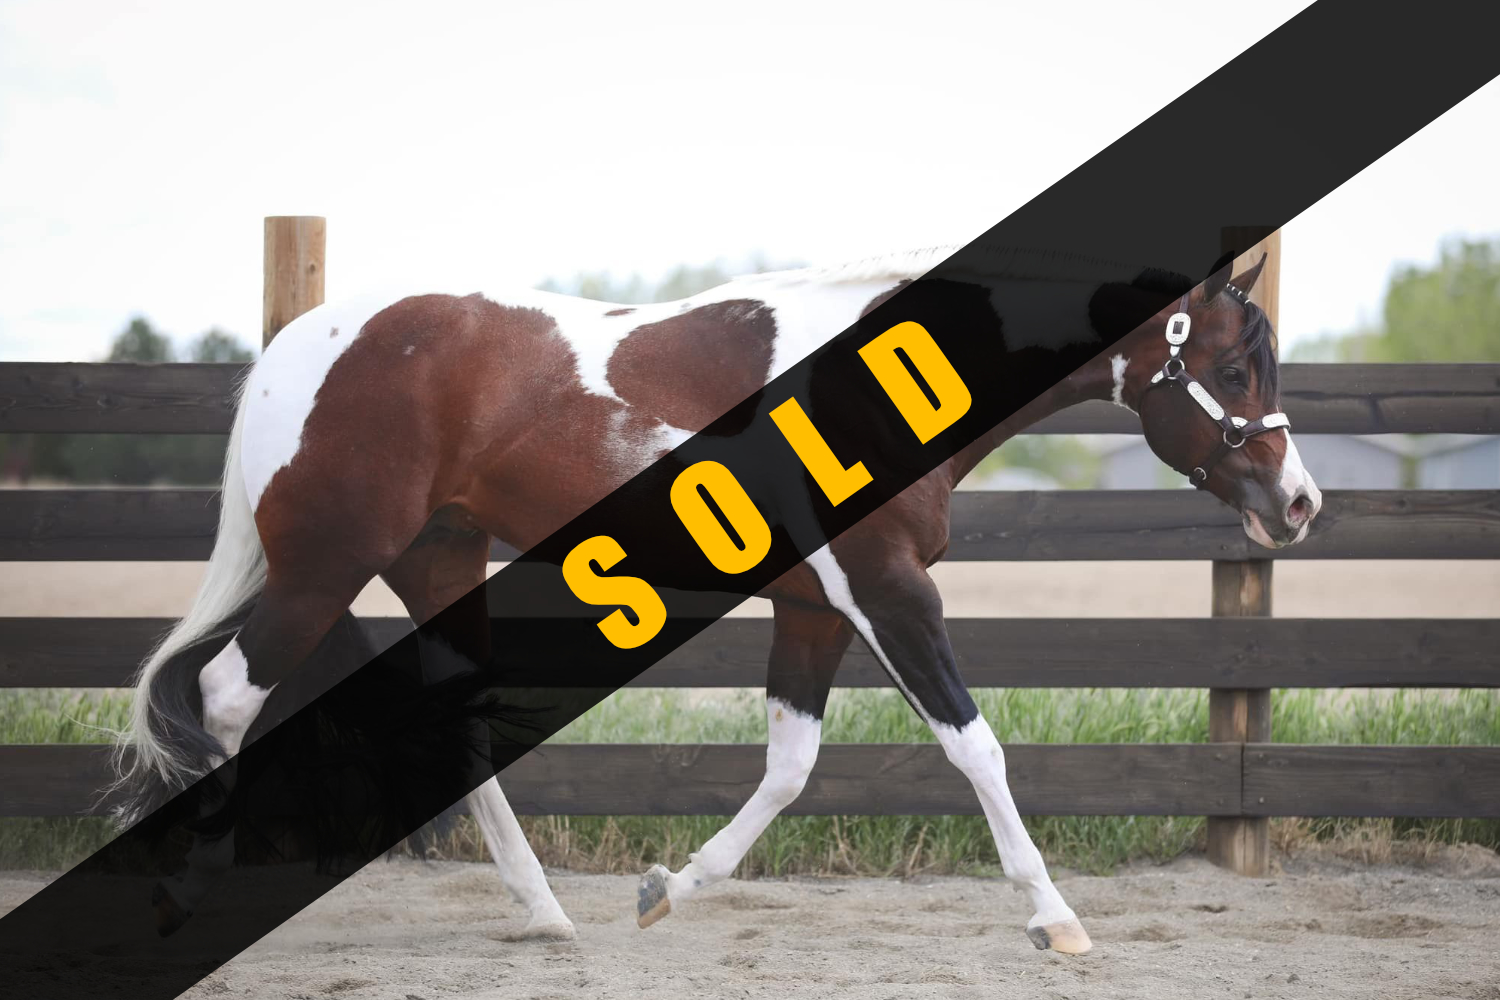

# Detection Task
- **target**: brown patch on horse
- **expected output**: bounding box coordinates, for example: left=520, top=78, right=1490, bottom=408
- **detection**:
left=604, top=307, right=635, bottom=316
left=255, top=294, right=627, bottom=565
left=606, top=299, right=776, bottom=431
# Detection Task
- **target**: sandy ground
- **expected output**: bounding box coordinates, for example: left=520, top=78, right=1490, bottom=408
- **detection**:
left=7, top=555, right=1497, bottom=998
left=8, top=854, right=1498, bottom=1000
left=3, top=560, right=1498, bottom=620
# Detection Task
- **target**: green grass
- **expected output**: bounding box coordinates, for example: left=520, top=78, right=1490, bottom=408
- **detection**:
left=3, top=686, right=1497, bottom=874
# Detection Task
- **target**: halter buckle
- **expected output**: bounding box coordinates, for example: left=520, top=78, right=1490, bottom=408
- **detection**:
left=1161, top=357, right=1185, bottom=380
left=1223, top=427, right=1246, bottom=449
left=1165, top=312, right=1191, bottom=346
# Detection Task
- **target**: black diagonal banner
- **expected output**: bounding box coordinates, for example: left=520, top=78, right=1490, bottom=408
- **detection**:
left=5, top=2, right=1498, bottom=997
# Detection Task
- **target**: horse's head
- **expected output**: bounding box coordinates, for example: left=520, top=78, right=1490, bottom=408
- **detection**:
left=1124, top=255, right=1321, bottom=548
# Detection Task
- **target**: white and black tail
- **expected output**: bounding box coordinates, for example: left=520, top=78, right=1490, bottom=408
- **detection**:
left=109, top=381, right=267, bottom=827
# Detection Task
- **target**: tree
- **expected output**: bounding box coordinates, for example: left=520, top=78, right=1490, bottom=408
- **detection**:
left=653, top=264, right=734, bottom=302
left=188, top=328, right=255, bottom=363
left=1290, top=237, right=1500, bottom=362
left=4, top=319, right=258, bottom=485
left=109, top=316, right=176, bottom=362
left=1377, top=239, right=1500, bottom=362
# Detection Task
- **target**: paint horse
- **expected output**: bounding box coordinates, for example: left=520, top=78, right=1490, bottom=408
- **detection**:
left=116, top=246, right=1320, bottom=953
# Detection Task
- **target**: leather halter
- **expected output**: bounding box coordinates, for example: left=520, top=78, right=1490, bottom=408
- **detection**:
left=1142, top=284, right=1291, bottom=489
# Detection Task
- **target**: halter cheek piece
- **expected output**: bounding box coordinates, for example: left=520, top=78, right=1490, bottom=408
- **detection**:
left=1142, top=284, right=1291, bottom=489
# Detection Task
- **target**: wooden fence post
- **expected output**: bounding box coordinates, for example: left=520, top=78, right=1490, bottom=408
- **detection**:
left=1206, top=228, right=1280, bottom=876
left=262, top=216, right=326, bottom=347
left=1207, top=561, right=1272, bottom=874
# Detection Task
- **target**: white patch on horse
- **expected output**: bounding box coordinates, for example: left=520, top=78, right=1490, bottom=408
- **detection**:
left=803, top=544, right=935, bottom=727
left=656, top=423, right=693, bottom=449
left=598, top=409, right=697, bottom=475
left=933, top=715, right=1076, bottom=929
left=241, top=292, right=405, bottom=509
left=197, top=639, right=271, bottom=761
left=167, top=640, right=272, bottom=914
left=602, top=409, right=637, bottom=470
left=543, top=303, right=646, bottom=403
left=685, top=276, right=902, bottom=382
left=240, top=248, right=1148, bottom=515
left=803, top=539, right=1080, bottom=936
left=765, top=283, right=899, bottom=380
left=664, top=697, right=820, bottom=906
left=466, top=776, right=575, bottom=939
left=1242, top=430, right=1323, bottom=547
left=1110, top=354, right=1132, bottom=409
left=1278, top=431, right=1321, bottom=512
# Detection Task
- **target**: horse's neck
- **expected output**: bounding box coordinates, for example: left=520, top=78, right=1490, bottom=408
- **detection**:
left=947, top=352, right=1122, bottom=487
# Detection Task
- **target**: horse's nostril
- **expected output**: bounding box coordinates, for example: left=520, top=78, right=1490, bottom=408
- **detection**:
left=1286, top=494, right=1314, bottom=527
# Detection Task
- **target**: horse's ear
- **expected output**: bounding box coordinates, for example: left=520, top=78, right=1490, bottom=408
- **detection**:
left=1230, top=252, right=1269, bottom=295
left=1200, top=253, right=1235, bottom=303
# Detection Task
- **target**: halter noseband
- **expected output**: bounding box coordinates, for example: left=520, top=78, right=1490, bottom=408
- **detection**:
left=1142, top=284, right=1290, bottom=489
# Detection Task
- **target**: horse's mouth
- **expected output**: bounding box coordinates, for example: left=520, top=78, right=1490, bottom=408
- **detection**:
left=1242, top=510, right=1311, bottom=549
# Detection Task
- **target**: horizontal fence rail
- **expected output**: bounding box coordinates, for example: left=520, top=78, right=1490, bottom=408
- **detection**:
left=5, top=743, right=1498, bottom=820
left=3, top=362, right=1499, bottom=435
left=4, top=489, right=1498, bottom=562
left=2, top=356, right=1497, bottom=848
left=4, top=616, right=1498, bottom=690
left=1240, top=745, right=1500, bottom=817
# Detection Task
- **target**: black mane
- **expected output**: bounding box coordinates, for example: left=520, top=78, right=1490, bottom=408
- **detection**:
left=1220, top=297, right=1280, bottom=404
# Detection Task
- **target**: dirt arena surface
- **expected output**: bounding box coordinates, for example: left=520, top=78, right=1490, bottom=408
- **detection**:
left=8, top=853, right=1495, bottom=1000
left=5, top=560, right=1499, bottom=621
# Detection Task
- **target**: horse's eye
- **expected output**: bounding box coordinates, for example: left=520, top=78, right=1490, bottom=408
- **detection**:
left=1219, top=367, right=1243, bottom=385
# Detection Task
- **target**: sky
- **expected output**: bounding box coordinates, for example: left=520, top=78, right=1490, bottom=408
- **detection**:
left=1, top=0, right=1497, bottom=361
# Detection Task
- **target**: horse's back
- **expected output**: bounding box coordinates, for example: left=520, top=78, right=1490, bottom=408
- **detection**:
left=236, top=276, right=905, bottom=548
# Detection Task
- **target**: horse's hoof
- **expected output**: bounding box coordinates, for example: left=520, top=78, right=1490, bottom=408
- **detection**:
left=1026, top=917, right=1092, bottom=955
left=151, top=881, right=192, bottom=938
left=520, top=912, right=576, bottom=941
left=636, top=864, right=672, bottom=929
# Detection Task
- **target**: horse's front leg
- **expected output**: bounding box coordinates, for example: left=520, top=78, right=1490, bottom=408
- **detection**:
left=806, top=544, right=1092, bottom=955
left=637, top=600, right=852, bottom=927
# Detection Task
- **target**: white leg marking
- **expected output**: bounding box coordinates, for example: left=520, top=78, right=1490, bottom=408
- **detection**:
left=934, top=716, right=1074, bottom=928
left=466, top=776, right=575, bottom=939
left=168, top=640, right=274, bottom=912
left=804, top=544, right=1075, bottom=931
left=1110, top=354, right=1132, bottom=410
left=666, top=698, right=821, bottom=906
left=197, top=640, right=271, bottom=763
left=805, top=546, right=1075, bottom=932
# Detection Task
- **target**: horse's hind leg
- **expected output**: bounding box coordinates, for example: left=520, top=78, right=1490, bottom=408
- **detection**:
left=466, top=777, right=574, bottom=940
left=805, top=545, right=1091, bottom=955
left=638, top=600, right=853, bottom=928
left=156, top=563, right=378, bottom=934
left=379, top=521, right=575, bottom=941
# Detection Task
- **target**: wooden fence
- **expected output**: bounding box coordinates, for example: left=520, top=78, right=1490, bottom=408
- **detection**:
left=2, top=220, right=1498, bottom=879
